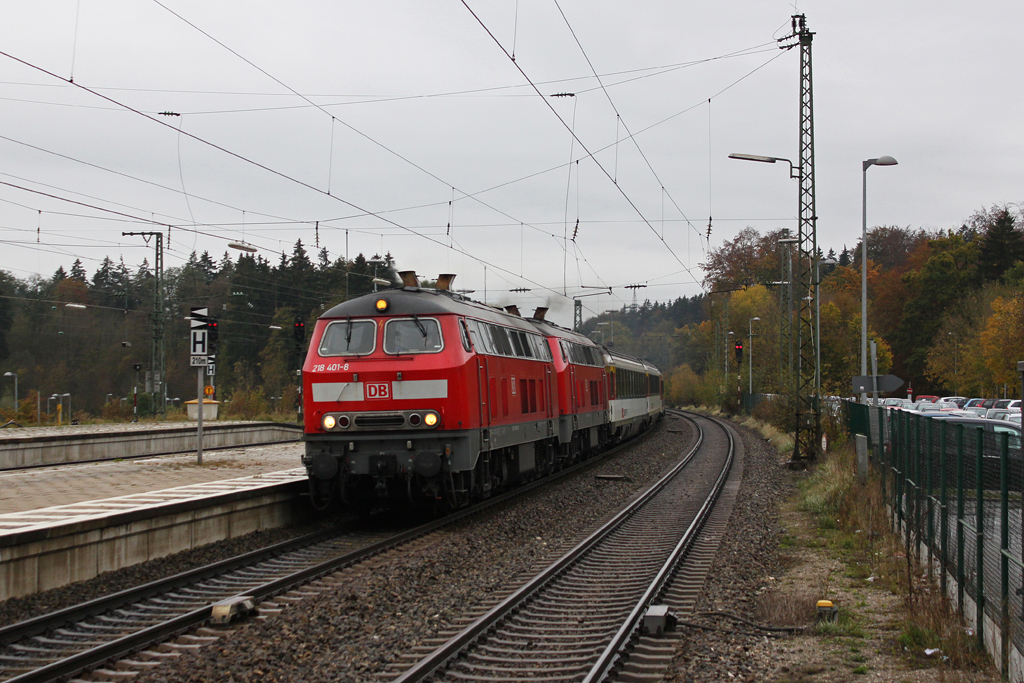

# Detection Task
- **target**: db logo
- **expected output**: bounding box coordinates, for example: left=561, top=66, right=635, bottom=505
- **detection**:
left=366, top=382, right=391, bottom=400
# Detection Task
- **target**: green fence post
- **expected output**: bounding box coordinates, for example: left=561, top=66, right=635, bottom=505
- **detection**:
left=898, top=411, right=905, bottom=543
left=975, top=426, right=985, bottom=651
left=1000, top=432, right=1009, bottom=679
left=905, top=413, right=912, bottom=553
left=957, top=423, right=965, bottom=615
left=940, top=420, right=948, bottom=598
left=927, top=417, right=934, bottom=582
left=915, top=415, right=923, bottom=559
left=879, top=407, right=887, bottom=504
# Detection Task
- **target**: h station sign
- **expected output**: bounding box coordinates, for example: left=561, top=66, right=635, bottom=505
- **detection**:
left=189, top=306, right=217, bottom=465
left=190, top=308, right=210, bottom=367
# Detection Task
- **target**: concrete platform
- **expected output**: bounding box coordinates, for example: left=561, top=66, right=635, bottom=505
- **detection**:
left=0, top=443, right=313, bottom=601
left=0, top=420, right=301, bottom=469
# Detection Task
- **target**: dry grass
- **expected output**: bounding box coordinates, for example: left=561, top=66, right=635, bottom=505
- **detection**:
left=755, top=587, right=818, bottom=627
left=800, top=443, right=993, bottom=673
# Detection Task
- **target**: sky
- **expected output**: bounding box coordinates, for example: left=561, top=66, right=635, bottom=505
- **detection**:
left=0, top=0, right=1021, bottom=328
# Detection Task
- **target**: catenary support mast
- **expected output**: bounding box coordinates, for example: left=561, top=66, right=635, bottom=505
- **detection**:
left=779, top=14, right=819, bottom=463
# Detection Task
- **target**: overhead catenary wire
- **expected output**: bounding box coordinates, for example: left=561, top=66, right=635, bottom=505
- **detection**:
left=460, top=0, right=704, bottom=291
left=552, top=0, right=713, bottom=277
left=0, top=52, right=569, bottom=302
left=147, top=0, right=579, bottom=276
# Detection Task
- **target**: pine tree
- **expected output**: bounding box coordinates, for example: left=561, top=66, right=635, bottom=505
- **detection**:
left=69, top=259, right=87, bottom=282
left=978, top=209, right=1024, bottom=283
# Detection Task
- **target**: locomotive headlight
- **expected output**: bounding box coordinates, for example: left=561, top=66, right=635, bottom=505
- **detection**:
left=322, top=415, right=337, bottom=430
left=375, top=298, right=389, bottom=312
left=424, top=412, right=439, bottom=427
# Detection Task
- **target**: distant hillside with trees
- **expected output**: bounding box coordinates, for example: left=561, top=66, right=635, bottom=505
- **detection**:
left=1, top=204, right=1021, bottom=421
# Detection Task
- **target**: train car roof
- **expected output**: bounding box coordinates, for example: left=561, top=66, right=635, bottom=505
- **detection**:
left=320, top=288, right=542, bottom=333
left=526, top=318, right=601, bottom=347
left=605, top=347, right=661, bottom=375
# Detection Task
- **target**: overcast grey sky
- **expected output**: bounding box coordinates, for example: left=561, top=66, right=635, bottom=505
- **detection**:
left=1, top=0, right=1021, bottom=328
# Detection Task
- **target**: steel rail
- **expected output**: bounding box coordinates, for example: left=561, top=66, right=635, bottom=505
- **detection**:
left=1, top=424, right=661, bottom=683
left=393, top=412, right=707, bottom=683
left=583, top=411, right=734, bottom=682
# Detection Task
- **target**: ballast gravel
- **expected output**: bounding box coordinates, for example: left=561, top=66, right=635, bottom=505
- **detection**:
left=0, top=518, right=344, bottom=629
left=129, top=418, right=701, bottom=683
left=663, top=421, right=791, bottom=682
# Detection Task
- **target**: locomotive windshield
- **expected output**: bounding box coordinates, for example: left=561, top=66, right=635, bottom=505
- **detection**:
left=384, top=317, right=444, bottom=354
left=319, top=319, right=377, bottom=356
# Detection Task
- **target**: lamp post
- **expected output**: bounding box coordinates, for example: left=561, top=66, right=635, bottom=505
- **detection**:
left=3, top=372, right=15, bottom=412
left=725, top=331, right=735, bottom=378
left=368, top=259, right=385, bottom=292
left=861, top=155, right=898, bottom=403
left=597, top=322, right=613, bottom=346
left=748, top=318, right=760, bottom=394
left=62, top=393, right=71, bottom=424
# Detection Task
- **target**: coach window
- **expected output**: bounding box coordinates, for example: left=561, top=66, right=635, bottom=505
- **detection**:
left=319, top=319, right=377, bottom=356
left=384, top=318, right=443, bottom=354
left=459, top=319, right=472, bottom=352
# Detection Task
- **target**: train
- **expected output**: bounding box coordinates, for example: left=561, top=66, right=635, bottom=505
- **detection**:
left=300, top=272, right=664, bottom=512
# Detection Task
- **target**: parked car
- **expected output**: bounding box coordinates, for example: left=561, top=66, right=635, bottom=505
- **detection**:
left=941, top=396, right=968, bottom=408
left=915, top=395, right=940, bottom=403
left=994, top=399, right=1015, bottom=409
left=910, top=401, right=960, bottom=413
left=1010, top=414, right=1022, bottom=425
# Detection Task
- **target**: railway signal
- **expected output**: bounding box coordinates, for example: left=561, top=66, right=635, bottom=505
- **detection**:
left=734, top=342, right=743, bottom=365
left=208, top=319, right=219, bottom=354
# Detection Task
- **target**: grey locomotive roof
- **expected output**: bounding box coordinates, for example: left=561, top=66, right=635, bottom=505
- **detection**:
left=321, top=288, right=543, bottom=333
left=321, top=288, right=660, bottom=374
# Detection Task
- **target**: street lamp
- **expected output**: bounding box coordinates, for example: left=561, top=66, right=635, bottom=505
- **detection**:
left=728, top=153, right=800, bottom=179
left=748, top=318, right=760, bottom=394
left=62, top=393, right=71, bottom=424
left=597, top=321, right=613, bottom=345
left=861, top=156, right=898, bottom=403
left=3, top=372, right=16, bottom=412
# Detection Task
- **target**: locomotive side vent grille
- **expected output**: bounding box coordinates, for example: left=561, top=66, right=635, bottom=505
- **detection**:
left=354, top=414, right=406, bottom=428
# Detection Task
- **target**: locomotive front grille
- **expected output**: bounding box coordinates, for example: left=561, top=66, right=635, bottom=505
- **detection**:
left=355, top=413, right=406, bottom=428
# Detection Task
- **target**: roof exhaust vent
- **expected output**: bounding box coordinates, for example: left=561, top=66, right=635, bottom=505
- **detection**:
left=436, top=273, right=456, bottom=291
left=398, top=271, right=419, bottom=289
left=533, top=307, right=549, bottom=321
left=504, top=305, right=521, bottom=317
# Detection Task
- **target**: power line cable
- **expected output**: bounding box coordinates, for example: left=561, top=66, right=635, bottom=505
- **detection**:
left=460, top=0, right=704, bottom=290
left=0, top=47, right=572, bottom=301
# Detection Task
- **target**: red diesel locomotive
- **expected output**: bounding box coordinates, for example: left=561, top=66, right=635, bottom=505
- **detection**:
left=301, top=272, right=663, bottom=511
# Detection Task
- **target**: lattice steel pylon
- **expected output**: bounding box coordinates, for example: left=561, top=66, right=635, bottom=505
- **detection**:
left=123, top=231, right=166, bottom=415
left=780, top=14, right=819, bottom=463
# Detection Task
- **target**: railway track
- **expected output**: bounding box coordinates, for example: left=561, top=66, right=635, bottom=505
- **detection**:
left=389, top=410, right=735, bottom=683
left=0, top=425, right=667, bottom=683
